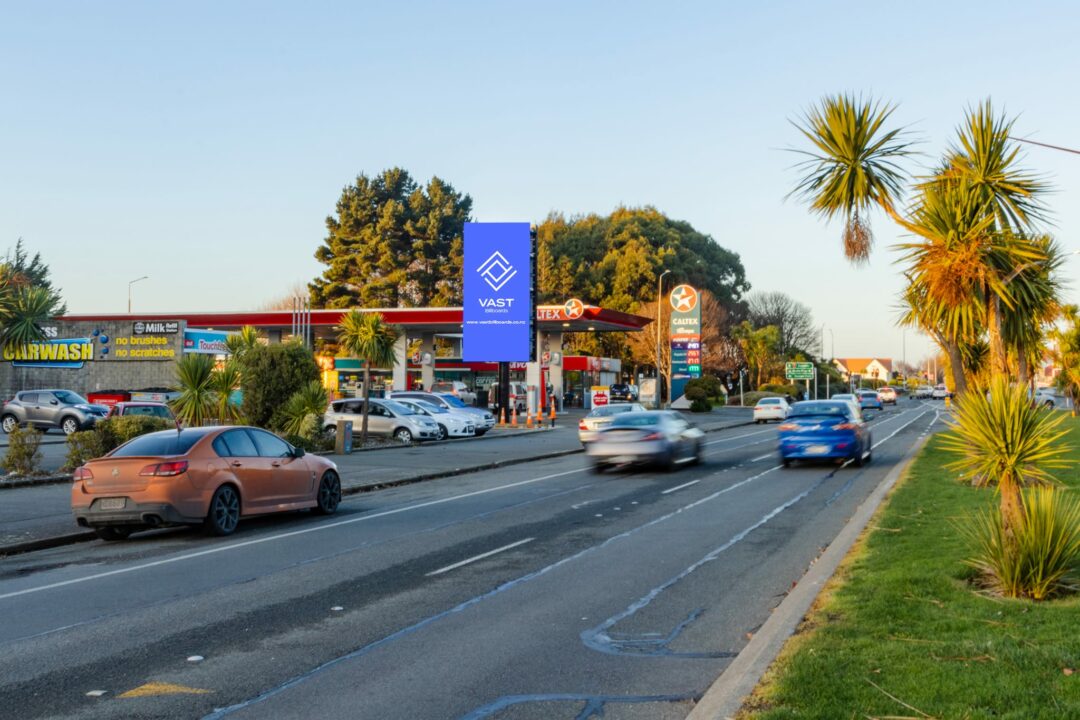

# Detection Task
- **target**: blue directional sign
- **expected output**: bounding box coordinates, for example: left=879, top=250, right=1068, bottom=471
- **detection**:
left=463, top=223, right=533, bottom=361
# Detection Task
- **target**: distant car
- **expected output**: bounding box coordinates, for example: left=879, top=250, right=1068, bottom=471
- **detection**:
left=392, top=391, right=496, bottom=435
left=71, top=426, right=340, bottom=540
left=857, top=390, right=883, bottom=411
left=1033, top=387, right=1068, bottom=410
left=586, top=410, right=703, bottom=472
left=753, top=397, right=790, bottom=423
left=107, top=402, right=179, bottom=426
left=394, top=398, right=475, bottom=440
left=609, top=383, right=639, bottom=403
left=483, top=382, right=528, bottom=413
left=324, top=398, right=440, bottom=443
left=931, top=384, right=949, bottom=400
left=778, top=400, right=872, bottom=467
left=830, top=393, right=861, bottom=415
left=2, top=389, right=109, bottom=435
left=429, top=380, right=476, bottom=405
left=914, top=385, right=933, bottom=399
left=878, top=386, right=897, bottom=405
left=578, top=403, right=646, bottom=444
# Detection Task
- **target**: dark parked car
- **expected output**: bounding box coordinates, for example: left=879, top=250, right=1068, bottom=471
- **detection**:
left=609, top=383, right=638, bottom=403
left=2, top=390, right=108, bottom=434
left=778, top=400, right=872, bottom=467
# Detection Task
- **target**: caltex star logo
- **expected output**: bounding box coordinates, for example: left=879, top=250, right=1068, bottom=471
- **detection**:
left=476, top=251, right=517, bottom=292
left=563, top=298, right=584, bottom=320
left=669, top=284, right=698, bottom=312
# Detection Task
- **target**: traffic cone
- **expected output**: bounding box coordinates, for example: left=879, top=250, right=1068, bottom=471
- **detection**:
left=535, top=408, right=543, bottom=429
left=549, top=404, right=556, bottom=428
left=526, top=411, right=533, bottom=429
left=511, top=406, right=518, bottom=427
left=499, top=407, right=507, bottom=427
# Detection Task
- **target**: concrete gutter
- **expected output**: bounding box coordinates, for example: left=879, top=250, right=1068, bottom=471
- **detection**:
left=0, top=417, right=754, bottom=557
left=685, top=433, right=931, bottom=720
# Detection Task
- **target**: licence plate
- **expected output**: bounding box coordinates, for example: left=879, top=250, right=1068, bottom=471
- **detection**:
left=806, top=445, right=830, bottom=455
left=99, top=497, right=126, bottom=510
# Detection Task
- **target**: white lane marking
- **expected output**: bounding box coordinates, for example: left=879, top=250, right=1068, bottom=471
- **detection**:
left=871, top=408, right=931, bottom=449
left=751, top=453, right=773, bottom=462
left=703, top=428, right=773, bottom=446
left=0, top=467, right=588, bottom=602
left=660, top=480, right=700, bottom=495
left=425, top=538, right=535, bottom=577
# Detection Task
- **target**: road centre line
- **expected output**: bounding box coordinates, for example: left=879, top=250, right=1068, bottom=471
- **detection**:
left=661, top=480, right=699, bottom=495
left=0, top=466, right=590, bottom=602
left=751, top=453, right=773, bottom=462
left=426, top=538, right=535, bottom=577
left=703, top=428, right=773, bottom=446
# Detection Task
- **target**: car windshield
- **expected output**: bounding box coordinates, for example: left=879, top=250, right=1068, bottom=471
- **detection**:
left=414, top=400, right=448, bottom=414
left=53, top=390, right=87, bottom=404
left=757, top=399, right=779, bottom=406
left=790, top=402, right=850, bottom=418
left=110, top=429, right=212, bottom=457
left=590, top=405, right=633, bottom=417
left=609, top=413, right=663, bottom=427
left=832, top=394, right=854, bottom=400
left=439, top=394, right=468, bottom=408
left=859, top=391, right=878, bottom=397
left=381, top=400, right=414, bottom=415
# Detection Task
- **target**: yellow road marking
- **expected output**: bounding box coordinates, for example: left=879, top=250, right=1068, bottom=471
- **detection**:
left=118, top=682, right=212, bottom=698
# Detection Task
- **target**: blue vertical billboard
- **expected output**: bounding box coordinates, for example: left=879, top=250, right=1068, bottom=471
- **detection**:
left=463, top=222, right=533, bottom=361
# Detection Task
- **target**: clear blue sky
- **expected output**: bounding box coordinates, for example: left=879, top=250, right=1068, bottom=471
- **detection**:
left=4, top=1, right=1079, bottom=365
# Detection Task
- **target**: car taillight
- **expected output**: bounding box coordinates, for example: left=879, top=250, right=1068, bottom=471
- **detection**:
left=641, top=432, right=663, bottom=441
left=579, top=420, right=588, bottom=430
left=778, top=423, right=797, bottom=431
left=73, top=466, right=93, bottom=481
left=835, top=423, right=857, bottom=430
left=139, top=461, right=189, bottom=477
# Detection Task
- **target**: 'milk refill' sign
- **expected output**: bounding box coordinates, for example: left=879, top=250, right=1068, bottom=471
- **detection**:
left=463, top=223, right=532, bottom=361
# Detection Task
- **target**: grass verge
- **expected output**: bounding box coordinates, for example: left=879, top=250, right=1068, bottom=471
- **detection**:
left=741, top=419, right=1080, bottom=720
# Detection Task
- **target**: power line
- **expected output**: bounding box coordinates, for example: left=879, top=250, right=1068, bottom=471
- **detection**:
left=1012, top=136, right=1080, bottom=156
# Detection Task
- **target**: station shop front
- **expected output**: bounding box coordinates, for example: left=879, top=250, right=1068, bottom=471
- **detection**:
left=53, top=304, right=649, bottom=414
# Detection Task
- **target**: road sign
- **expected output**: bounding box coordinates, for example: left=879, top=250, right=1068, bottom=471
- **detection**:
left=785, top=361, right=814, bottom=380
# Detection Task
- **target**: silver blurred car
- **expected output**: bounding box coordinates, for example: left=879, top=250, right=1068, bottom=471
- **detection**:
left=324, top=398, right=440, bottom=443
left=2, top=389, right=109, bottom=434
left=394, top=398, right=475, bottom=439
left=390, top=391, right=496, bottom=435
left=578, top=403, right=646, bottom=444
left=586, top=410, right=704, bottom=472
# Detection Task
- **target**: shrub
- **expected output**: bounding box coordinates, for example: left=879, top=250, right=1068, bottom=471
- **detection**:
left=729, top=390, right=783, bottom=406
left=684, top=383, right=709, bottom=402
left=280, top=381, right=329, bottom=436
left=3, top=425, right=42, bottom=476
left=960, top=486, right=1080, bottom=600
left=689, top=397, right=712, bottom=413
left=240, top=341, right=320, bottom=429
left=760, top=382, right=798, bottom=396
left=63, top=416, right=173, bottom=471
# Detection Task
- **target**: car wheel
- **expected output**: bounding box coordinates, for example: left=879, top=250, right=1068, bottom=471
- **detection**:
left=314, top=471, right=341, bottom=515
left=591, top=461, right=606, bottom=474
left=1043, top=400, right=1054, bottom=409
left=1, top=415, right=17, bottom=434
left=436, top=424, right=448, bottom=441
left=61, top=417, right=80, bottom=435
left=781, top=457, right=792, bottom=468
left=394, top=427, right=413, bottom=444
left=475, top=428, right=488, bottom=437
left=94, top=526, right=132, bottom=541
left=325, top=425, right=336, bottom=438
left=691, top=441, right=702, bottom=466
left=204, top=484, right=241, bottom=536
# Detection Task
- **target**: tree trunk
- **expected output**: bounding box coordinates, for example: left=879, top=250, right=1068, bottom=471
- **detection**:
left=999, top=472, right=1026, bottom=544
left=1018, top=352, right=1030, bottom=388
left=361, top=365, right=371, bottom=445
left=987, top=296, right=1009, bottom=377
left=944, top=340, right=968, bottom=398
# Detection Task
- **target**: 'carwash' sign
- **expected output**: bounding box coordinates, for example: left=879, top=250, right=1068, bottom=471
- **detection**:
left=463, top=222, right=532, bottom=361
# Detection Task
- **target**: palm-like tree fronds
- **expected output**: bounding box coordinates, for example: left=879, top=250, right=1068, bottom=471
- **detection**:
left=211, top=360, right=244, bottom=425
left=226, top=325, right=261, bottom=360
left=0, top=285, right=65, bottom=346
left=790, top=94, right=916, bottom=262
left=280, top=381, right=329, bottom=437
left=336, top=311, right=401, bottom=443
left=171, top=354, right=217, bottom=427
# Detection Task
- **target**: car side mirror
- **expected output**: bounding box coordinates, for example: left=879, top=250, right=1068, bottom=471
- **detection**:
left=292, top=446, right=306, bottom=458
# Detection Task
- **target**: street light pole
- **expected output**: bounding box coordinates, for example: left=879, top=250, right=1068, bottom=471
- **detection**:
left=655, top=269, right=670, bottom=409
left=128, top=276, right=149, bottom=314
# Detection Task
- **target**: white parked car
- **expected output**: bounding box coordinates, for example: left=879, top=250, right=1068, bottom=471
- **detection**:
left=753, top=397, right=790, bottom=424
left=914, top=385, right=933, bottom=399
left=878, top=386, right=897, bottom=404
left=430, top=380, right=476, bottom=405
left=578, top=403, right=646, bottom=444
left=394, top=398, right=476, bottom=440
left=931, top=384, right=949, bottom=400
left=324, top=398, right=440, bottom=443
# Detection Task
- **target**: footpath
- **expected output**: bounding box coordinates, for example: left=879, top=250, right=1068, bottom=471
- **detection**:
left=0, top=406, right=753, bottom=555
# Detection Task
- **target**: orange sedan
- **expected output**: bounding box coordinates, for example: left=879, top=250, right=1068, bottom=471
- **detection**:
left=72, top=426, right=341, bottom=540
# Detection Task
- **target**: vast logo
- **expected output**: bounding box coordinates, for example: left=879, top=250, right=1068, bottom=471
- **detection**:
left=670, top=284, right=699, bottom=312
left=476, top=251, right=518, bottom=292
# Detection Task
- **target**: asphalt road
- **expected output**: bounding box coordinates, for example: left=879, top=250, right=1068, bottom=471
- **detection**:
left=0, top=400, right=944, bottom=719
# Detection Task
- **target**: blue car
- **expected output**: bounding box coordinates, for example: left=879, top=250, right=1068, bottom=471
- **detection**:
left=857, top=389, right=883, bottom=411
left=778, top=400, right=872, bottom=467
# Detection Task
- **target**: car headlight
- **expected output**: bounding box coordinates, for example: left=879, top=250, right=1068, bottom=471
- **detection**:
left=75, top=404, right=92, bottom=411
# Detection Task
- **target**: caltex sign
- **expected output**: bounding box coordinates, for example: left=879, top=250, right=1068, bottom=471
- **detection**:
left=669, top=284, right=702, bottom=403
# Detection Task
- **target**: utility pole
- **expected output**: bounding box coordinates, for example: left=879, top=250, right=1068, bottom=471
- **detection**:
left=128, top=276, right=149, bottom=314
left=655, top=269, right=671, bottom=408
